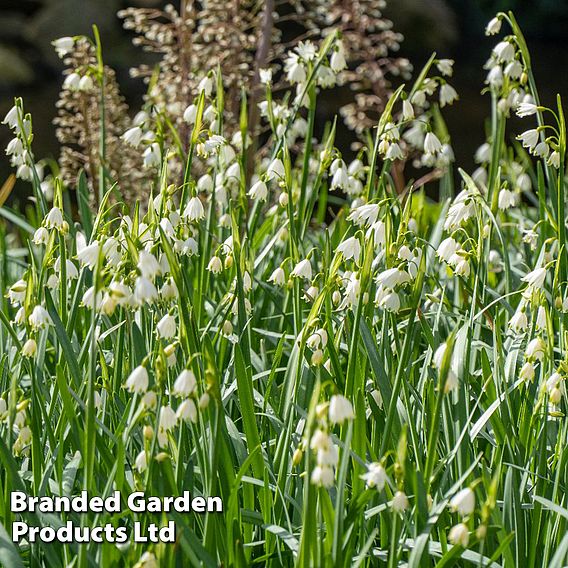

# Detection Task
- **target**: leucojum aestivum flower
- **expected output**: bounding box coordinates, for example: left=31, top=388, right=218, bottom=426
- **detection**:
left=1, top=7, right=568, bottom=567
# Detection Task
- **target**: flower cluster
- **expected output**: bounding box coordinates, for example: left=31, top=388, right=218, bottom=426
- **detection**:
left=308, top=395, right=354, bottom=488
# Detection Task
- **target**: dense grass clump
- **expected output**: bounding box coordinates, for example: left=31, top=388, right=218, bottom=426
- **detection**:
left=1, top=9, right=568, bottom=568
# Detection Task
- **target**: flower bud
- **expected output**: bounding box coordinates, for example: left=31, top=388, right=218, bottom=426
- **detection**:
left=143, top=425, right=154, bottom=440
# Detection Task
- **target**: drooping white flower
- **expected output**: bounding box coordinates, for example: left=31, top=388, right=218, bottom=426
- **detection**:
left=306, top=329, right=328, bottom=350
left=183, top=104, right=197, bottom=124
left=196, top=174, right=214, bottom=195
left=525, top=336, right=546, bottom=361
left=522, top=267, right=547, bottom=289
left=450, top=488, right=475, bottom=516
left=337, top=236, right=361, bottom=263
left=516, top=102, right=538, bottom=118
left=386, top=142, right=404, bottom=161
left=242, top=271, right=253, bottom=293
left=550, top=386, right=562, bottom=404
left=177, top=399, right=198, bottom=423
left=207, top=256, right=223, bottom=274
left=330, top=43, right=347, bottom=73
left=143, top=143, right=161, bottom=168
left=475, top=143, right=491, bottom=164
left=310, top=429, right=330, bottom=451
left=135, top=450, right=147, bottom=473
left=136, top=551, right=158, bottom=568
left=493, top=41, right=515, bottom=62
left=498, top=188, right=517, bottom=210
left=328, top=395, right=354, bottom=424
left=52, top=36, right=74, bottom=57
left=361, top=462, right=388, bottom=489
left=449, top=251, right=469, bottom=276
left=46, top=274, right=59, bottom=290
left=198, top=75, right=214, bottom=96
left=485, top=16, right=502, bottom=35
left=259, top=68, right=273, bottom=85
left=266, top=158, right=285, bottom=181
left=108, top=281, right=132, bottom=307
left=285, top=53, right=307, bottom=84
left=248, top=180, right=268, bottom=201
left=545, top=372, right=562, bottom=394
left=509, top=310, right=528, bottom=333
left=76, top=241, right=100, bottom=269
left=311, top=465, right=335, bottom=488
left=411, top=89, right=427, bottom=107
left=533, top=141, right=550, bottom=159
left=14, top=307, right=25, bottom=325
left=161, top=278, right=178, bottom=301
left=486, top=65, right=503, bottom=88
left=317, top=444, right=339, bottom=468
left=437, top=58, right=454, bottom=76
left=125, top=366, right=149, bottom=394
left=22, top=338, right=37, bottom=358
left=29, top=306, right=51, bottom=329
left=520, top=361, right=535, bottom=382
left=305, top=286, right=319, bottom=302
left=141, top=392, right=157, bottom=409
left=402, top=99, right=414, bottom=121
left=330, top=160, right=349, bottom=189
left=522, top=229, right=538, bottom=250
left=7, top=279, right=27, bottom=305
left=378, top=289, right=401, bottom=313
left=134, top=277, right=158, bottom=304
left=348, top=204, right=381, bottom=227
left=268, top=267, right=286, bottom=286
left=81, top=286, right=102, bottom=310
left=137, top=250, right=160, bottom=280
left=444, top=191, right=475, bottom=230
left=504, top=59, right=523, bottom=79
left=63, top=72, right=81, bottom=91
left=392, top=491, right=409, bottom=513
left=424, top=132, right=442, bottom=155
left=173, top=369, right=197, bottom=397
left=6, top=136, right=23, bottom=156
left=437, top=237, right=460, bottom=262
left=159, top=405, right=178, bottom=431
left=548, top=151, right=561, bottom=169
left=439, top=84, right=458, bottom=107
left=183, top=196, right=205, bottom=221
left=225, top=162, right=240, bottom=182
left=45, top=207, right=65, bottom=230
left=517, top=129, right=539, bottom=151
left=156, top=314, right=176, bottom=339
left=174, top=237, right=198, bottom=257
left=100, top=293, right=117, bottom=316
left=448, top=523, right=469, bottom=547
left=122, top=126, right=143, bottom=148
left=3, top=105, right=21, bottom=129
left=78, top=75, right=94, bottom=92
left=433, top=342, right=459, bottom=392
left=376, top=267, right=410, bottom=289
left=291, top=259, right=312, bottom=280
left=536, top=306, right=547, bottom=331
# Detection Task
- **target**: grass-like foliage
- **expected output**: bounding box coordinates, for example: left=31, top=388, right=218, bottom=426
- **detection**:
left=1, top=9, right=568, bottom=568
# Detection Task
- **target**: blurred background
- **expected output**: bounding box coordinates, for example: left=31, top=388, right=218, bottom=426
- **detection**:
left=1, top=0, right=567, bottom=200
